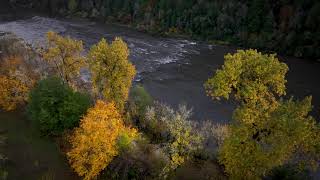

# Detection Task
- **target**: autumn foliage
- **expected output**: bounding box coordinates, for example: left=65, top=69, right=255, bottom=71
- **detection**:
left=205, top=49, right=320, bottom=179
left=67, top=100, right=137, bottom=180
left=0, top=56, right=37, bottom=111
left=88, top=38, right=136, bottom=111
left=42, top=31, right=86, bottom=88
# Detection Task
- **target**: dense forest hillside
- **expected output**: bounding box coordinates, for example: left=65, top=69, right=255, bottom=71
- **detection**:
left=5, top=0, right=320, bottom=58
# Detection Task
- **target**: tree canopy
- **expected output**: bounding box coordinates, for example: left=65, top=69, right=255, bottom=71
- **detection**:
left=42, top=31, right=86, bottom=88
left=205, top=49, right=320, bottom=179
left=88, top=38, right=136, bottom=111
left=67, top=100, right=137, bottom=180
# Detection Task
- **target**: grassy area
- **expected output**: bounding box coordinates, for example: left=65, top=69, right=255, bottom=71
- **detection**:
left=0, top=110, right=78, bottom=180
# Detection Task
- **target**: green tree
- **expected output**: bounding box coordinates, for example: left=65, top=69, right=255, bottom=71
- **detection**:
left=205, top=49, right=288, bottom=125
left=28, top=77, right=91, bottom=136
left=88, top=38, right=136, bottom=111
left=205, top=49, right=320, bottom=179
left=127, top=85, right=153, bottom=121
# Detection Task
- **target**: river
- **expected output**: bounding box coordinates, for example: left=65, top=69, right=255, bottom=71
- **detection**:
left=0, top=16, right=319, bottom=123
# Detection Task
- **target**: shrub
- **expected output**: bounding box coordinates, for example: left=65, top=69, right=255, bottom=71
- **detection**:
left=27, top=77, right=91, bottom=136
left=143, top=103, right=203, bottom=178
left=199, top=120, right=230, bottom=157
left=102, top=137, right=168, bottom=180
left=126, top=85, right=153, bottom=123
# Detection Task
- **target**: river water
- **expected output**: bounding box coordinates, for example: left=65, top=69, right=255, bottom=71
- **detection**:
left=0, top=16, right=319, bottom=122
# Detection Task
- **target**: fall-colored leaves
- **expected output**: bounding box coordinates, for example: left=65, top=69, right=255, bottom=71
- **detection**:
left=88, top=38, right=136, bottom=111
left=43, top=31, right=86, bottom=89
left=0, top=56, right=38, bottom=111
left=205, top=49, right=320, bottom=179
left=0, top=31, right=138, bottom=179
left=2, top=30, right=320, bottom=180
left=67, top=100, right=137, bottom=180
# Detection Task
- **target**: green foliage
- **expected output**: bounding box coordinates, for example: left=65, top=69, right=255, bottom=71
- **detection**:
left=205, top=49, right=288, bottom=103
left=127, top=85, right=153, bottom=121
left=10, top=0, right=320, bottom=59
left=27, top=77, right=91, bottom=136
left=144, top=103, right=203, bottom=178
left=219, top=97, right=320, bottom=179
left=205, top=49, right=288, bottom=124
left=205, top=50, right=320, bottom=179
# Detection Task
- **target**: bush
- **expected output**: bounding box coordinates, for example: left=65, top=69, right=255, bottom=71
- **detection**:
left=143, top=103, right=203, bottom=177
left=27, top=77, right=91, bottom=136
left=126, top=85, right=153, bottom=123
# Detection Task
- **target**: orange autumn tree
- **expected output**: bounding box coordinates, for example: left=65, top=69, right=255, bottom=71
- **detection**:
left=0, top=56, right=38, bottom=111
left=67, top=100, right=137, bottom=180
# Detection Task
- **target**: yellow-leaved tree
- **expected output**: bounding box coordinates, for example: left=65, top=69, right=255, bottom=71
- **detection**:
left=0, top=56, right=38, bottom=111
left=42, top=31, right=86, bottom=88
left=67, top=100, right=137, bottom=180
left=205, top=49, right=320, bottom=179
left=88, top=38, right=136, bottom=111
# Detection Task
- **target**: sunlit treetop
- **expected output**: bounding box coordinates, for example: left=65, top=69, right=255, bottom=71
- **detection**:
left=67, top=100, right=138, bottom=180
left=88, top=37, right=136, bottom=111
left=205, top=49, right=288, bottom=106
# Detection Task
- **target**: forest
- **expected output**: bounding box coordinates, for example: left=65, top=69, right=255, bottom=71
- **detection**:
left=6, top=0, right=320, bottom=60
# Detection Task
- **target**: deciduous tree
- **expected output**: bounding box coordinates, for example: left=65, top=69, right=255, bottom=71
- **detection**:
left=205, top=49, right=320, bottom=179
left=67, top=100, right=137, bottom=180
left=28, top=77, right=90, bottom=135
left=88, top=38, right=136, bottom=111
left=42, top=31, right=86, bottom=88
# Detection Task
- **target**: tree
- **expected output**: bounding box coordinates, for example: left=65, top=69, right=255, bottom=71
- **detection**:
left=67, top=100, right=137, bottom=180
left=27, top=77, right=91, bottom=135
left=205, top=49, right=288, bottom=125
left=0, top=56, right=38, bottom=111
left=219, top=97, right=320, bottom=179
left=88, top=38, right=136, bottom=111
left=205, top=49, right=320, bottom=179
left=42, top=31, right=86, bottom=88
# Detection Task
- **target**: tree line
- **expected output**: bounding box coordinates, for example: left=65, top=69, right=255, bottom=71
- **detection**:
left=6, top=0, right=320, bottom=60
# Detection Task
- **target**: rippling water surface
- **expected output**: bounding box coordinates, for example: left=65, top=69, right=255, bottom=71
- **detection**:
left=0, top=16, right=319, bottom=122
